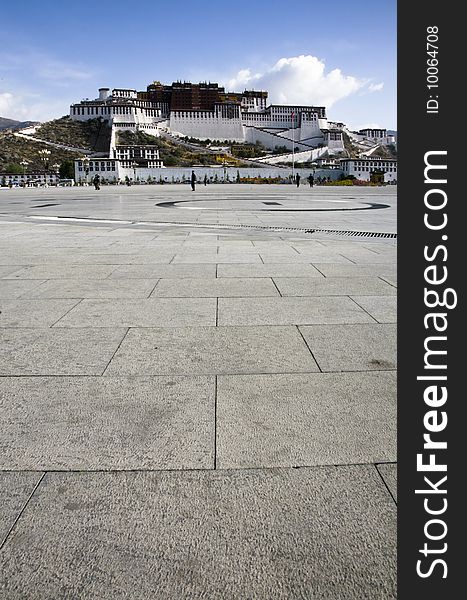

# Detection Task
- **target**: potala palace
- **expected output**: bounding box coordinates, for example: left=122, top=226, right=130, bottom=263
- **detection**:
left=69, top=81, right=397, bottom=183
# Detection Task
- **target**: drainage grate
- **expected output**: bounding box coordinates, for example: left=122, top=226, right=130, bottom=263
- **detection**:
left=140, top=220, right=397, bottom=238
left=20, top=214, right=397, bottom=239
left=304, top=228, right=397, bottom=239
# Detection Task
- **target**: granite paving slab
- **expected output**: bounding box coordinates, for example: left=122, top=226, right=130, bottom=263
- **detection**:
left=217, top=371, right=396, bottom=468
left=217, top=296, right=374, bottom=326
left=274, top=276, right=396, bottom=297
left=299, top=323, right=396, bottom=372
left=0, top=328, right=128, bottom=375
left=23, top=279, right=158, bottom=299
left=53, top=298, right=217, bottom=328
left=217, top=263, right=323, bottom=278
left=0, top=280, right=47, bottom=299
left=5, top=265, right=117, bottom=280
left=151, top=278, right=279, bottom=298
left=109, top=264, right=217, bottom=279
left=0, top=466, right=396, bottom=600
left=0, top=376, right=215, bottom=470
left=312, top=263, right=397, bottom=278
left=0, top=266, right=26, bottom=278
left=105, top=326, right=319, bottom=376
left=0, top=299, right=80, bottom=328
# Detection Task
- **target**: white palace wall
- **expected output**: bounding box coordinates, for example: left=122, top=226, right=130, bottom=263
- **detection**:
left=169, top=112, right=245, bottom=142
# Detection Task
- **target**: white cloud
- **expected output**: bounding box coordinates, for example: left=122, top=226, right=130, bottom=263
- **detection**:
left=38, top=63, right=92, bottom=81
left=226, top=55, right=369, bottom=108
left=0, top=90, right=70, bottom=122
left=0, top=93, right=16, bottom=116
left=368, top=82, right=384, bottom=92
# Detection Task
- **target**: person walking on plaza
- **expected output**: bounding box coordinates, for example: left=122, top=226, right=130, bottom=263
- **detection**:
left=307, top=173, right=314, bottom=188
left=93, top=174, right=101, bottom=190
left=191, top=170, right=197, bottom=191
left=295, top=173, right=300, bottom=188
left=204, top=174, right=207, bottom=186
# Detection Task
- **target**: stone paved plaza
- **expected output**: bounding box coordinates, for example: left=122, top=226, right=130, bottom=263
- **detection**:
left=0, top=184, right=397, bottom=599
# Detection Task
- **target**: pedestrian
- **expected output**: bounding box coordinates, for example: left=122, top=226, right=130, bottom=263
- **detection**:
left=204, top=174, right=207, bottom=186
left=93, top=174, right=101, bottom=190
left=191, top=170, right=197, bottom=191
left=307, top=173, right=314, bottom=188
left=295, top=173, right=300, bottom=188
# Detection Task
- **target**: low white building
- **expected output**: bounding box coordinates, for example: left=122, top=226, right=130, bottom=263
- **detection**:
left=340, top=158, right=397, bottom=182
left=0, top=172, right=60, bottom=186
left=355, top=128, right=396, bottom=146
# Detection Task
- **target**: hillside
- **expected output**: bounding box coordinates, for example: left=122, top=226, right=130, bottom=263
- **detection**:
left=36, top=116, right=111, bottom=152
left=0, top=130, right=82, bottom=172
left=0, top=116, right=112, bottom=173
left=116, top=130, right=245, bottom=167
left=0, top=117, right=40, bottom=131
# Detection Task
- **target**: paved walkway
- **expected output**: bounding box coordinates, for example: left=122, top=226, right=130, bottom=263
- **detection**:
left=0, top=185, right=397, bottom=599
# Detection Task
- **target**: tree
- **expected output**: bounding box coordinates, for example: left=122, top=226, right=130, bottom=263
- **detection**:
left=5, top=163, right=22, bottom=174
left=236, top=170, right=240, bottom=183
left=59, top=160, right=74, bottom=179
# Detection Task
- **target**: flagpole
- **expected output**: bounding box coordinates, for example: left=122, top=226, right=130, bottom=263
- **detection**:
left=292, top=110, right=295, bottom=182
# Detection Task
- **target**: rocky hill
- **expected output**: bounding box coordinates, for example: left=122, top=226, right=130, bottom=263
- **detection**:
left=0, top=116, right=111, bottom=173
left=116, top=130, right=244, bottom=167
left=0, top=117, right=40, bottom=131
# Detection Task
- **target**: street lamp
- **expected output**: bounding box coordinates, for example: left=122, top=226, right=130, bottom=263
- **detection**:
left=81, top=156, right=90, bottom=185
left=52, top=163, right=60, bottom=186
left=131, top=161, right=138, bottom=184
left=20, top=159, right=29, bottom=176
left=38, top=149, right=51, bottom=185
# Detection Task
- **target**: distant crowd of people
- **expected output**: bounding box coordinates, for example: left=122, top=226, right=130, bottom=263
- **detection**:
left=294, top=173, right=332, bottom=187
left=90, top=171, right=330, bottom=192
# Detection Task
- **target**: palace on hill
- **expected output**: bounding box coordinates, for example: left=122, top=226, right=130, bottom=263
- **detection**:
left=68, top=80, right=396, bottom=184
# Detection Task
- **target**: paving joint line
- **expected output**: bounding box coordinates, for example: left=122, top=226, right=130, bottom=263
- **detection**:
left=101, top=327, right=130, bottom=375
left=0, top=471, right=46, bottom=551
left=378, top=275, right=397, bottom=289
left=0, top=461, right=397, bottom=475
left=270, top=278, right=283, bottom=297
left=339, top=253, right=357, bottom=265
left=49, top=298, right=83, bottom=327
left=0, top=368, right=396, bottom=378
left=296, top=326, right=323, bottom=373
left=374, top=463, right=397, bottom=506
left=310, top=264, right=327, bottom=278
left=147, top=279, right=161, bottom=298
left=347, top=295, right=380, bottom=323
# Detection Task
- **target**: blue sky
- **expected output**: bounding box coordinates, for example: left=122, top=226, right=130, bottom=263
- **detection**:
left=0, top=0, right=396, bottom=130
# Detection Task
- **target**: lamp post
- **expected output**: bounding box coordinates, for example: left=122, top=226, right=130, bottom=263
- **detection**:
left=38, top=149, right=51, bottom=186
left=131, top=161, right=138, bottom=184
left=82, top=156, right=90, bottom=186
left=20, top=160, right=29, bottom=186
left=20, top=159, right=29, bottom=176
left=52, top=163, right=60, bottom=186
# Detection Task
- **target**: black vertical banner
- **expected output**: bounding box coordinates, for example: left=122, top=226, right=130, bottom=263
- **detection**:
left=398, top=2, right=463, bottom=598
